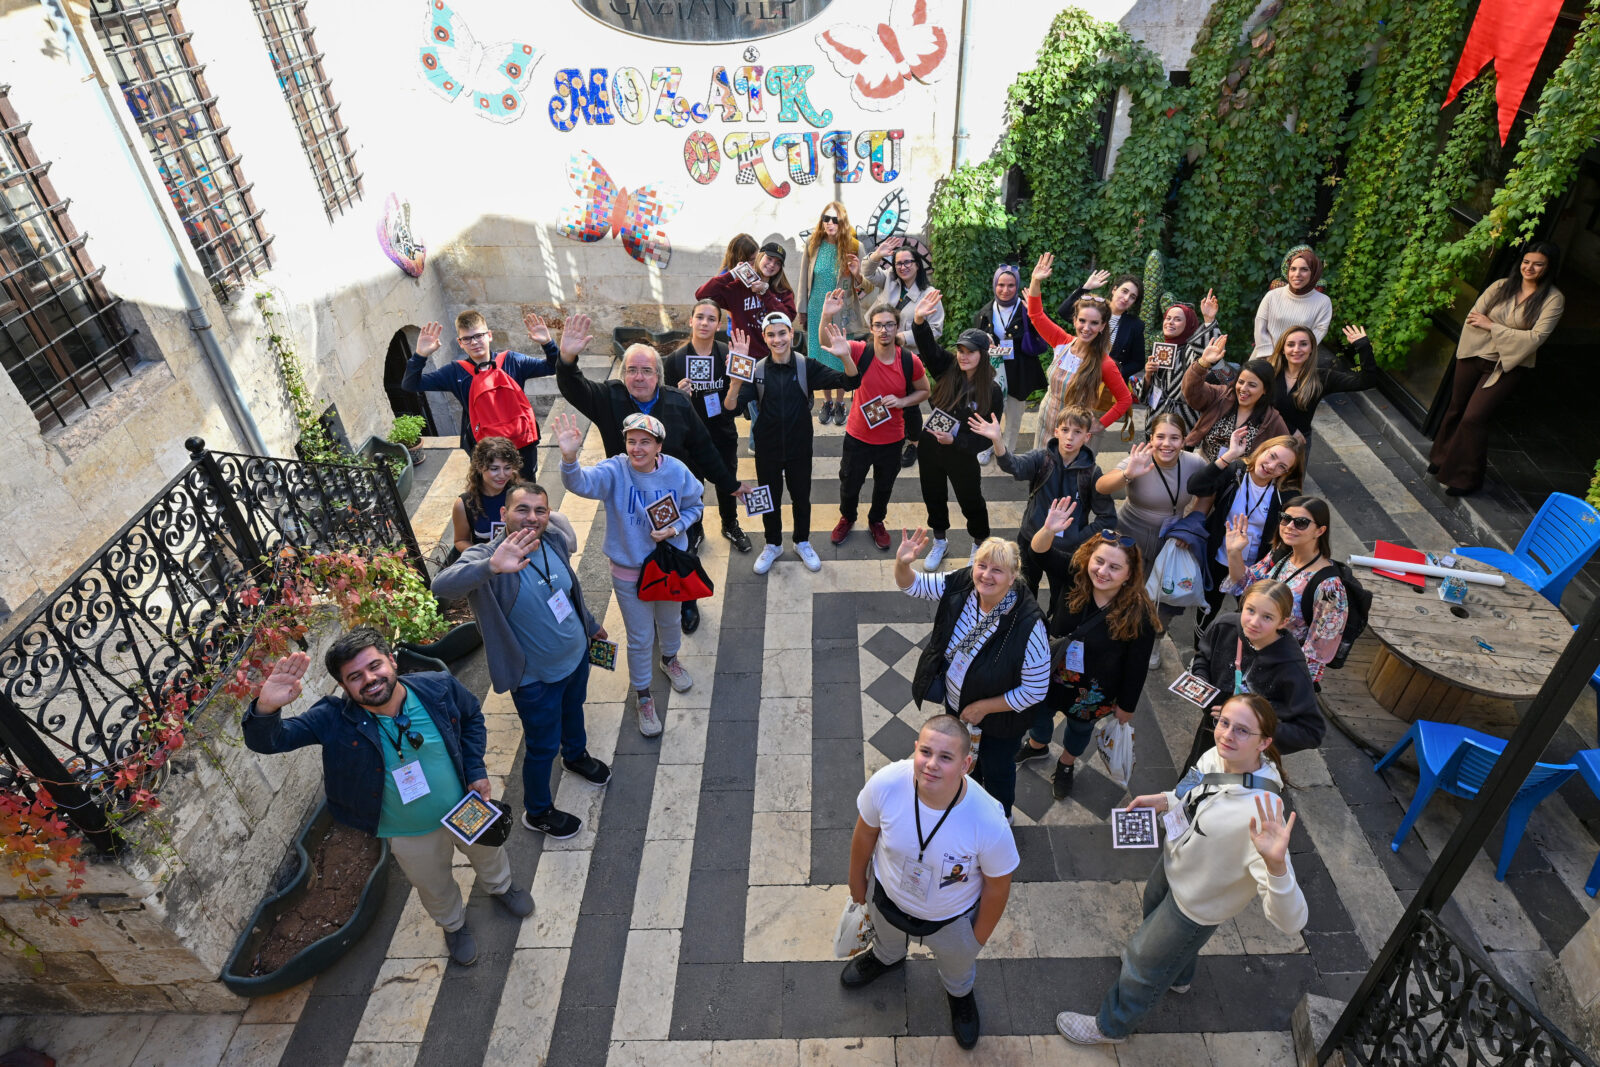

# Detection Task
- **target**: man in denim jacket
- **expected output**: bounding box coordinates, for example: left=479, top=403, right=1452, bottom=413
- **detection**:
left=243, top=627, right=533, bottom=967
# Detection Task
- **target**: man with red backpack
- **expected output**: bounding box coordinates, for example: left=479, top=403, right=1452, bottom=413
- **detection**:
left=403, top=310, right=558, bottom=479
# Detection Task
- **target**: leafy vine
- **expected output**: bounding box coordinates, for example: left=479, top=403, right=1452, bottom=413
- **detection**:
left=258, top=292, right=345, bottom=466
left=926, top=160, right=1015, bottom=334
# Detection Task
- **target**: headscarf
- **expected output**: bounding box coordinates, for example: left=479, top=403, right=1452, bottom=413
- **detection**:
left=1280, top=245, right=1324, bottom=293
left=1163, top=302, right=1200, bottom=348
left=992, top=264, right=1022, bottom=309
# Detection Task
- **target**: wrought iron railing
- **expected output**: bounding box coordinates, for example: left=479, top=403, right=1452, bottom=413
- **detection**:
left=0, top=437, right=423, bottom=850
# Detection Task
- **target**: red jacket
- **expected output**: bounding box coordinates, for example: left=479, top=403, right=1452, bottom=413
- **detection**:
left=696, top=270, right=798, bottom=361
left=1026, top=291, right=1132, bottom=428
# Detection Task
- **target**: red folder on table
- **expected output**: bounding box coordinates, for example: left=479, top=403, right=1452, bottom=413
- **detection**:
left=1371, top=540, right=1426, bottom=588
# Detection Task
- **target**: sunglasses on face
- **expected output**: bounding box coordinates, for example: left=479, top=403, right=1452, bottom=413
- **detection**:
left=821, top=215, right=840, bottom=224
left=1279, top=515, right=1316, bottom=530
left=1095, top=529, right=1136, bottom=548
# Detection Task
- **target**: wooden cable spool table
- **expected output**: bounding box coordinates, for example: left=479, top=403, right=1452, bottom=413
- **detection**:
left=1363, top=556, right=1572, bottom=722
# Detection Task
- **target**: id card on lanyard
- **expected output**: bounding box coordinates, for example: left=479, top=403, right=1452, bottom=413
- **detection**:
left=1234, top=638, right=1251, bottom=694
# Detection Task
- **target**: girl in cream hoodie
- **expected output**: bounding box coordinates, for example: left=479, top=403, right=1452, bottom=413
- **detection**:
left=1056, top=692, right=1307, bottom=1046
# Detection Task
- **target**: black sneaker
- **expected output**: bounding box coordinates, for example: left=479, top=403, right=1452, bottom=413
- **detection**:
left=522, top=808, right=581, bottom=839
left=681, top=600, right=700, bottom=634
left=1052, top=760, right=1075, bottom=800
left=1014, top=741, right=1050, bottom=765
left=948, top=990, right=980, bottom=1049
left=723, top=524, right=753, bottom=554
left=687, top=523, right=706, bottom=555
left=562, top=752, right=611, bottom=784
left=840, top=952, right=904, bottom=989
left=900, top=441, right=918, bottom=468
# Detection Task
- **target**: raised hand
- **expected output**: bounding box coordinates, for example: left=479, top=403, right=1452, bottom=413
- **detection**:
left=896, top=526, right=930, bottom=565
left=845, top=252, right=861, bottom=277
left=1342, top=324, right=1368, bottom=345
left=730, top=327, right=751, bottom=357
left=416, top=321, right=443, bottom=358
left=822, top=322, right=852, bottom=360
left=256, top=651, right=310, bottom=714
left=523, top=311, right=552, bottom=346
left=1124, top=442, right=1155, bottom=479
left=551, top=412, right=584, bottom=461
left=490, top=527, right=541, bottom=574
left=1223, top=513, right=1250, bottom=558
left=558, top=313, right=593, bottom=361
left=1223, top=425, right=1251, bottom=462
left=914, top=288, right=942, bottom=324
left=1083, top=268, right=1111, bottom=291
left=1249, top=794, right=1296, bottom=874
left=822, top=288, right=845, bottom=318
left=1200, top=288, right=1219, bottom=323
left=1200, top=333, right=1228, bottom=366
left=967, top=412, right=1003, bottom=444
left=1041, top=496, right=1078, bottom=535
left=1031, top=252, right=1055, bottom=285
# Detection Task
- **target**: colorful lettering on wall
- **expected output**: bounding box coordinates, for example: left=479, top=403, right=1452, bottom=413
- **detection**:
left=549, top=68, right=615, bottom=130
left=763, top=66, right=832, bottom=128
left=547, top=64, right=822, bottom=132
left=724, top=133, right=789, bottom=198
left=772, top=132, right=819, bottom=186
left=418, top=0, right=539, bottom=123
left=378, top=193, right=427, bottom=278
left=855, top=129, right=903, bottom=183
left=820, top=131, right=861, bottom=183
left=814, top=0, right=952, bottom=112
left=611, top=67, right=650, bottom=125
left=683, top=131, right=721, bottom=185
left=651, top=67, right=709, bottom=128
left=560, top=150, right=681, bottom=269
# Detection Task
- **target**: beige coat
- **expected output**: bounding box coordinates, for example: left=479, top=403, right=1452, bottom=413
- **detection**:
left=1457, top=278, right=1565, bottom=388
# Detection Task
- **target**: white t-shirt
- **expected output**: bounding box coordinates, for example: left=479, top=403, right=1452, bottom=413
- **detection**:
left=857, top=759, right=1019, bottom=922
left=1215, top=476, right=1272, bottom=566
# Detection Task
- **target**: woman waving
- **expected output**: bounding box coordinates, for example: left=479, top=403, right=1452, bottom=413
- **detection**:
left=1025, top=253, right=1132, bottom=447
left=1182, top=334, right=1288, bottom=461
left=1266, top=324, right=1377, bottom=450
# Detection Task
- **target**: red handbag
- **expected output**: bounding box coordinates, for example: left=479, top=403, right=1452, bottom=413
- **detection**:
left=637, top=542, right=715, bottom=602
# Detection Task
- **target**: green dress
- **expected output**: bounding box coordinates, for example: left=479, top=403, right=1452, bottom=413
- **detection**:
left=806, top=242, right=844, bottom=372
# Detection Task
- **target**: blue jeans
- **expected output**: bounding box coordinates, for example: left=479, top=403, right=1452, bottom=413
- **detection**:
left=511, top=657, right=590, bottom=815
left=1096, top=857, right=1218, bottom=1039
left=1028, top=709, right=1095, bottom=757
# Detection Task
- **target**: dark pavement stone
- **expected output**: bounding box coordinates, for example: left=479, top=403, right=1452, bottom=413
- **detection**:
left=1011, top=761, right=1056, bottom=824
left=560, top=912, right=630, bottom=1007
left=813, top=683, right=865, bottom=739
left=904, top=958, right=1010, bottom=1036
left=1008, top=825, right=1058, bottom=883
left=1191, top=953, right=1319, bottom=1032
left=813, top=647, right=863, bottom=687
left=1371, top=829, right=1434, bottom=891
left=701, top=720, right=758, bottom=791
left=864, top=668, right=916, bottom=716
left=278, top=994, right=372, bottom=1067
left=814, top=737, right=870, bottom=829
left=691, top=790, right=753, bottom=869
left=1504, top=869, right=1595, bottom=954
left=581, top=827, right=648, bottom=916
left=810, top=827, right=854, bottom=884
left=832, top=590, right=937, bottom=624
left=863, top=626, right=916, bottom=667
left=999, top=957, right=1121, bottom=1034
left=1347, top=799, right=1407, bottom=843
left=781, top=960, right=908, bottom=1038
left=1312, top=970, right=1364, bottom=1004
left=1051, top=824, right=1164, bottom=883
left=1303, top=929, right=1373, bottom=975
left=708, top=672, right=762, bottom=721
left=678, top=867, right=750, bottom=964
left=868, top=715, right=918, bottom=762
left=672, top=962, right=785, bottom=1039
left=595, top=754, right=658, bottom=831
left=1295, top=854, right=1357, bottom=934
left=714, top=634, right=767, bottom=674
left=418, top=946, right=520, bottom=1063
left=546, top=1004, right=614, bottom=1067
left=1063, top=763, right=1131, bottom=821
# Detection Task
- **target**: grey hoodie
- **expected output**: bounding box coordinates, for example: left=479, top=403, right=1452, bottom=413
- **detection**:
left=560, top=454, right=704, bottom=569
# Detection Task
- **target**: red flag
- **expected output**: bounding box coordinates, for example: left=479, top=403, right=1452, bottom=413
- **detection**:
left=1440, top=0, right=1565, bottom=143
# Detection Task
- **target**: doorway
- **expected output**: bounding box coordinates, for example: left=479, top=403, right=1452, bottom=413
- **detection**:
left=382, top=327, right=438, bottom=436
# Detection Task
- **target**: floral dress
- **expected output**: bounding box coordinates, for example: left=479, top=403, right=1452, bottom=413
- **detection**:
left=806, top=242, right=842, bottom=371
left=1222, top=554, right=1348, bottom=683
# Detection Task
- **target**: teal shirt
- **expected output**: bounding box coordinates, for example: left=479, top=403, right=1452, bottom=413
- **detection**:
left=374, top=689, right=465, bottom=837
left=505, top=544, right=588, bottom=685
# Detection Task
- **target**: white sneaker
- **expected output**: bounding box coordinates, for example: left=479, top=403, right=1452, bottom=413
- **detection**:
left=924, top=538, right=948, bottom=570
left=635, top=692, right=663, bottom=738
left=978, top=447, right=994, bottom=466
left=1149, top=643, right=1162, bottom=670
left=753, top=544, right=782, bottom=574
left=794, top=541, right=822, bottom=572
left=1056, top=1011, right=1125, bottom=1045
left=662, top=656, right=693, bottom=692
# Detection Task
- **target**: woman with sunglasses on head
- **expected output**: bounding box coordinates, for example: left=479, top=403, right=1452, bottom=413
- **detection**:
left=1221, top=497, right=1347, bottom=686
left=796, top=201, right=870, bottom=425
left=1185, top=580, right=1322, bottom=771
left=1139, top=290, right=1220, bottom=428
left=1057, top=268, right=1146, bottom=381
left=1026, top=253, right=1132, bottom=448
left=1252, top=245, right=1332, bottom=359
left=1056, top=692, right=1304, bottom=1048
left=1187, top=431, right=1304, bottom=642
left=862, top=239, right=943, bottom=467
left=1266, top=325, right=1377, bottom=452
left=696, top=234, right=797, bottom=361
left=974, top=263, right=1050, bottom=457
left=1429, top=241, right=1565, bottom=496
left=1183, top=334, right=1289, bottom=462
left=1016, top=511, right=1158, bottom=799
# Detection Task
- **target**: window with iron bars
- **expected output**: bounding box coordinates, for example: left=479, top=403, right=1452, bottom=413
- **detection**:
left=0, top=87, right=142, bottom=432
left=89, top=0, right=273, bottom=297
left=250, top=0, right=362, bottom=219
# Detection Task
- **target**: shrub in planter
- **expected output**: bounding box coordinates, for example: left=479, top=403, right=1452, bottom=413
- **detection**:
left=389, top=414, right=427, bottom=466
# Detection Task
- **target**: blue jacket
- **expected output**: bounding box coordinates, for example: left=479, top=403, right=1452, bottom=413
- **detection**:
left=242, top=671, right=487, bottom=835
left=401, top=343, right=560, bottom=453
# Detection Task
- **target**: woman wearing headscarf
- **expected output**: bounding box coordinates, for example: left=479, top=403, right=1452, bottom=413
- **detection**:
left=796, top=200, right=870, bottom=425
left=1251, top=245, right=1332, bottom=359
left=1137, top=292, right=1215, bottom=428
left=975, top=263, right=1048, bottom=457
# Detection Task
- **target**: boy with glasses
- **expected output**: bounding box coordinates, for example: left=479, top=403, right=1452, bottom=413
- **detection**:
left=404, top=309, right=560, bottom=479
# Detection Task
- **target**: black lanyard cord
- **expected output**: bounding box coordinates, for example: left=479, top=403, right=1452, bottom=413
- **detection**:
left=526, top=541, right=554, bottom=586
left=913, top=780, right=964, bottom=863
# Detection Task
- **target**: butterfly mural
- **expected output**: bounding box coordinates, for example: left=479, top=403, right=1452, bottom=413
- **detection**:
left=418, top=0, right=539, bottom=123
left=560, top=151, right=683, bottom=270
left=378, top=194, right=426, bottom=278
left=798, top=189, right=909, bottom=250
left=815, top=0, right=951, bottom=112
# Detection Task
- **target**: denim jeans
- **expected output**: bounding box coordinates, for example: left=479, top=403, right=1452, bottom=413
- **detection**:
left=1027, top=708, right=1095, bottom=757
left=1096, top=857, right=1218, bottom=1039
left=511, top=657, right=590, bottom=815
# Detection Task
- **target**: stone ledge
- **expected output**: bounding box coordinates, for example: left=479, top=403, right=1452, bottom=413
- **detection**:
left=1292, top=991, right=1348, bottom=1067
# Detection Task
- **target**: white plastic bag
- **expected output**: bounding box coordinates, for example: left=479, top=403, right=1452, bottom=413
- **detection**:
left=833, top=897, right=876, bottom=959
left=1145, top=538, right=1207, bottom=609
left=1095, top=716, right=1135, bottom=791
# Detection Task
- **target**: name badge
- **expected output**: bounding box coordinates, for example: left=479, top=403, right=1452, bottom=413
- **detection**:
left=547, top=588, right=574, bottom=623
left=1055, top=346, right=1081, bottom=377
left=1062, top=640, right=1086, bottom=675
left=1162, top=807, right=1190, bottom=840
left=392, top=761, right=430, bottom=804
left=947, top=649, right=974, bottom=693
left=993, top=340, right=1014, bottom=361
left=704, top=392, right=722, bottom=418
left=900, top=857, right=935, bottom=903
left=1149, top=385, right=1165, bottom=410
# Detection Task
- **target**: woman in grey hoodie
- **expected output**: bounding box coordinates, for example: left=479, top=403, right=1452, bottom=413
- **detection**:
left=555, top=412, right=704, bottom=738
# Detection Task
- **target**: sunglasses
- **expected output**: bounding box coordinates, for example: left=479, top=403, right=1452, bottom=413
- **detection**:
left=821, top=214, right=840, bottom=224
left=1095, top=529, right=1137, bottom=548
left=1279, top=515, right=1316, bottom=530
left=393, top=713, right=425, bottom=751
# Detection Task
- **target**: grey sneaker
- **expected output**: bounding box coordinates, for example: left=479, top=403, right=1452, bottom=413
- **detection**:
left=493, top=884, right=535, bottom=918
left=1056, top=1011, right=1124, bottom=1045
left=636, top=691, right=663, bottom=737
left=662, top=657, right=693, bottom=693
left=444, top=923, right=478, bottom=966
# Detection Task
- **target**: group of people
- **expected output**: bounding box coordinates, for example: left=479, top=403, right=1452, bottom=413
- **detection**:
left=247, top=215, right=1563, bottom=1050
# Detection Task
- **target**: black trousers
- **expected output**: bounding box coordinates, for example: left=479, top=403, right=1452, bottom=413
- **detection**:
left=1020, top=540, right=1073, bottom=619
left=1193, top=557, right=1232, bottom=649
left=755, top=448, right=812, bottom=545
left=920, top=442, right=989, bottom=540
left=688, top=430, right=741, bottom=544
left=902, top=404, right=924, bottom=444
left=839, top=435, right=903, bottom=525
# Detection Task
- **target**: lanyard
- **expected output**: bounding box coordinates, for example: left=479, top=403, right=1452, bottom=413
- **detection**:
left=913, top=780, right=963, bottom=863
left=1152, top=460, right=1181, bottom=514
left=526, top=541, right=554, bottom=587
left=372, top=713, right=408, bottom=761
left=1271, top=552, right=1322, bottom=586
left=1240, top=477, right=1270, bottom=524
left=993, top=302, right=1016, bottom=335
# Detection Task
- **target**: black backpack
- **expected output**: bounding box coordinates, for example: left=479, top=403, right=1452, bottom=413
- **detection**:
left=1299, top=559, right=1371, bottom=669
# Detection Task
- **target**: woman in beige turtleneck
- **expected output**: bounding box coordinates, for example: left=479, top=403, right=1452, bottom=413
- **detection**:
left=1429, top=242, right=1564, bottom=496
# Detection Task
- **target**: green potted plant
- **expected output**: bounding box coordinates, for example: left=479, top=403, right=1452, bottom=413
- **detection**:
left=389, top=414, right=427, bottom=465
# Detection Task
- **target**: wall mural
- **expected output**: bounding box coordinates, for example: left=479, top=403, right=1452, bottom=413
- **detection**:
left=377, top=194, right=427, bottom=277
left=815, top=0, right=952, bottom=111
left=798, top=188, right=909, bottom=250
left=560, top=151, right=682, bottom=269
left=418, top=0, right=540, bottom=123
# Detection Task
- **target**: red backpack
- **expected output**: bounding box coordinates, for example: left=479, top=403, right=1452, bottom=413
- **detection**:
left=457, top=353, right=537, bottom=448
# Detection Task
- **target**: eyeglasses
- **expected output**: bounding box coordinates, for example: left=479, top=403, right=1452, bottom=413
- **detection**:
left=1213, top=716, right=1261, bottom=741
left=392, top=712, right=425, bottom=751
left=1279, top=514, right=1316, bottom=530
left=821, top=214, right=840, bottom=224
left=1095, top=529, right=1136, bottom=548
left=458, top=331, right=492, bottom=346
left=870, top=321, right=899, bottom=332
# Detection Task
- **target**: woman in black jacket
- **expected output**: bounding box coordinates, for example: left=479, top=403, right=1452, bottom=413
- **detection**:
left=1015, top=515, right=1158, bottom=799
left=912, top=289, right=1005, bottom=571
left=1185, top=580, right=1323, bottom=769
left=1266, top=324, right=1378, bottom=450
left=1057, top=268, right=1146, bottom=381
left=1187, top=430, right=1304, bottom=642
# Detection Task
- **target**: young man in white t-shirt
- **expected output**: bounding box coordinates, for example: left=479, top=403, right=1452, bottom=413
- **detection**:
left=843, top=714, right=1019, bottom=1050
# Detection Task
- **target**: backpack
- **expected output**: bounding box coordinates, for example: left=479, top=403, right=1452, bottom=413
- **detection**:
left=753, top=354, right=811, bottom=410
left=457, top=353, right=536, bottom=448
left=1271, top=550, right=1370, bottom=669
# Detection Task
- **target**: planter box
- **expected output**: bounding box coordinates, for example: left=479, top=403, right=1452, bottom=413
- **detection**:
left=400, top=620, right=481, bottom=663
left=221, top=801, right=389, bottom=997
left=360, top=435, right=415, bottom=502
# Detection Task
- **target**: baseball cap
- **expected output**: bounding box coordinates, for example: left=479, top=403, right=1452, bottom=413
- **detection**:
left=760, top=311, right=792, bottom=331
left=758, top=241, right=787, bottom=265
left=621, top=412, right=666, bottom=441
left=956, top=328, right=993, bottom=353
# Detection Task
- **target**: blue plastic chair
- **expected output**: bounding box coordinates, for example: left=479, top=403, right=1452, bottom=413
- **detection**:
left=1575, top=750, right=1600, bottom=898
left=1374, top=719, right=1578, bottom=880
left=1456, top=492, right=1600, bottom=607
